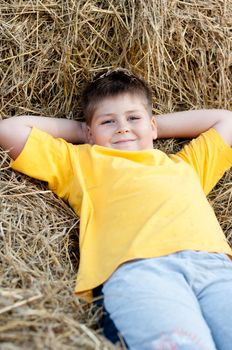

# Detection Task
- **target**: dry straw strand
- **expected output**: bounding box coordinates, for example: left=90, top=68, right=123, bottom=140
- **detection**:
left=0, top=1, right=231, bottom=349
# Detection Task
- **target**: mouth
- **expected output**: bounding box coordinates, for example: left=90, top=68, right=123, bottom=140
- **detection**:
left=113, top=139, right=136, bottom=144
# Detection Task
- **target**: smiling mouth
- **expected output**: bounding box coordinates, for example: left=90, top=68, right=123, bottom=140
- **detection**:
left=113, top=139, right=136, bottom=144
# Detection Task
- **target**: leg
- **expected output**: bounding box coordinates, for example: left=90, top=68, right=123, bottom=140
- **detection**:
left=197, top=254, right=232, bottom=350
left=93, top=285, right=123, bottom=345
left=103, top=257, right=217, bottom=350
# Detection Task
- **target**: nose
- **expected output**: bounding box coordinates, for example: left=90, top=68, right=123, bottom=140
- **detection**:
left=116, top=120, right=130, bottom=134
left=117, top=128, right=129, bottom=134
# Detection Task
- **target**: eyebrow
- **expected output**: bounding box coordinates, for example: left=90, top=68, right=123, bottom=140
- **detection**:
left=97, top=110, right=143, bottom=118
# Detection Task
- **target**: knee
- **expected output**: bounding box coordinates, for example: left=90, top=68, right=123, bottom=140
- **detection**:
left=151, top=330, right=208, bottom=350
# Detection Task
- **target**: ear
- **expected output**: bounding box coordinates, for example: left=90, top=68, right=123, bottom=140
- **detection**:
left=151, top=116, right=158, bottom=140
left=86, top=126, right=94, bottom=144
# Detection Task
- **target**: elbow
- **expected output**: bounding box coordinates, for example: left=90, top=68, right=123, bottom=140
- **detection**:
left=213, top=109, right=232, bottom=146
left=0, top=118, right=31, bottom=160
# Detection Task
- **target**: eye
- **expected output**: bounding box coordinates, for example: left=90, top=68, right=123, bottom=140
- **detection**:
left=128, top=116, right=140, bottom=121
left=100, top=119, right=114, bottom=125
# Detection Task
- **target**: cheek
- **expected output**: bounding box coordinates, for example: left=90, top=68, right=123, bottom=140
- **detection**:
left=137, top=123, right=156, bottom=144
left=138, top=122, right=153, bottom=134
left=92, top=128, right=110, bottom=143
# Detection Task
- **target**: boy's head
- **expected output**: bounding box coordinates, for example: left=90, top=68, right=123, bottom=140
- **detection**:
left=81, top=68, right=153, bottom=123
left=81, top=68, right=157, bottom=151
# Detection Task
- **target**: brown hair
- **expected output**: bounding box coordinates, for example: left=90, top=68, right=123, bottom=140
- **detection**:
left=80, top=68, right=152, bottom=125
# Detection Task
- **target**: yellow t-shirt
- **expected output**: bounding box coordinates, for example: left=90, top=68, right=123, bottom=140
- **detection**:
left=11, top=128, right=232, bottom=301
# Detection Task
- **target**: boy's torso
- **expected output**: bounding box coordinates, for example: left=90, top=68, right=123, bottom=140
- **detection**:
left=11, top=127, right=232, bottom=300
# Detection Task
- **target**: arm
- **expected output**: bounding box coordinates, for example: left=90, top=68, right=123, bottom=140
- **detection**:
left=156, top=109, right=232, bottom=146
left=0, top=116, right=88, bottom=160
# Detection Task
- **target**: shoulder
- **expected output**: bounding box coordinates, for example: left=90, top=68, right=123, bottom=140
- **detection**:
left=11, top=127, right=90, bottom=172
left=170, top=128, right=232, bottom=195
left=174, top=128, right=232, bottom=163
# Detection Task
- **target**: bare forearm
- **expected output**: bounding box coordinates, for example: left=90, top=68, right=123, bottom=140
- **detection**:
left=156, top=109, right=232, bottom=145
left=8, top=115, right=86, bottom=142
left=0, top=115, right=87, bottom=160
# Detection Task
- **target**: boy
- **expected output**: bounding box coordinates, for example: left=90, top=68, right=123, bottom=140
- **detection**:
left=0, top=69, right=232, bottom=350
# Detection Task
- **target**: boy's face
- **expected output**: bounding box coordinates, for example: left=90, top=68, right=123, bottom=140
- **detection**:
left=87, top=93, right=157, bottom=151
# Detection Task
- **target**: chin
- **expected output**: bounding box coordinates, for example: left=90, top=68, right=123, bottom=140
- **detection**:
left=113, top=144, right=140, bottom=151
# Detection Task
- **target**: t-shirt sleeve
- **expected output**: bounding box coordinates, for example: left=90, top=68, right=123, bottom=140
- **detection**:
left=173, top=128, right=232, bottom=195
left=10, top=127, right=77, bottom=201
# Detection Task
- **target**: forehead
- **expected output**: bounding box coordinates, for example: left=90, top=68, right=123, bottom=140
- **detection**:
left=93, top=93, right=149, bottom=117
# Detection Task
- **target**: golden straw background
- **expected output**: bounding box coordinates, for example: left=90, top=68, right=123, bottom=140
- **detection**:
left=0, top=1, right=231, bottom=349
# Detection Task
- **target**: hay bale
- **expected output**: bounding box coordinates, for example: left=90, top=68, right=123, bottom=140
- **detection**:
left=1, top=0, right=232, bottom=118
left=0, top=150, right=116, bottom=349
left=0, top=1, right=231, bottom=349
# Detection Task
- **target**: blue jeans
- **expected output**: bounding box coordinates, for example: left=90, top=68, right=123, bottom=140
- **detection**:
left=102, top=251, right=232, bottom=350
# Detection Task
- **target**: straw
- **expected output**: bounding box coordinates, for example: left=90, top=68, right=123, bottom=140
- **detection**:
left=0, top=1, right=231, bottom=349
